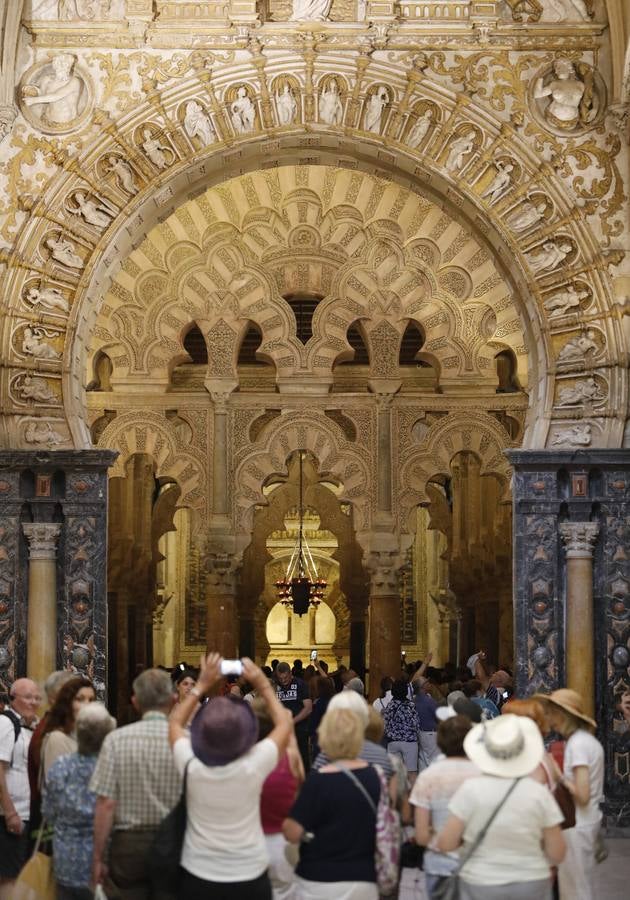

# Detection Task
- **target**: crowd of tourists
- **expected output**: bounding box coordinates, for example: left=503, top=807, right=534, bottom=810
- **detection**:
left=0, top=649, right=606, bottom=900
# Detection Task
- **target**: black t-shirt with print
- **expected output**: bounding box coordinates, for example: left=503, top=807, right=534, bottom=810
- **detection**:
left=276, top=677, right=309, bottom=730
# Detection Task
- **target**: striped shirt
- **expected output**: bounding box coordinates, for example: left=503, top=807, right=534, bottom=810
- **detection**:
left=312, top=740, right=394, bottom=777
left=89, top=712, right=181, bottom=830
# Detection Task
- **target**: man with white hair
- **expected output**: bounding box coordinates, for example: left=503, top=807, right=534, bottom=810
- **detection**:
left=310, top=690, right=393, bottom=776
left=0, top=677, right=41, bottom=899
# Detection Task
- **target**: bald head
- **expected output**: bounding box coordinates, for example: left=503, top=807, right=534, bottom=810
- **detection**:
left=10, top=678, right=41, bottom=724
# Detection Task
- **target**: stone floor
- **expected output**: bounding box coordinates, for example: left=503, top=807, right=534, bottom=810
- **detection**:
left=398, top=836, right=630, bottom=899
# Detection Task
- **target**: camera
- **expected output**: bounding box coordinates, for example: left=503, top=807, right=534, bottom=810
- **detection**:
left=220, top=659, right=243, bottom=677
left=310, top=649, right=317, bottom=661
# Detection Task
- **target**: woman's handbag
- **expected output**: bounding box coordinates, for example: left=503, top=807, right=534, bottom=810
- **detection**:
left=554, top=778, right=576, bottom=830
left=147, top=760, right=191, bottom=890
left=12, top=824, right=55, bottom=900
left=432, top=778, right=521, bottom=900
left=333, top=763, right=402, bottom=897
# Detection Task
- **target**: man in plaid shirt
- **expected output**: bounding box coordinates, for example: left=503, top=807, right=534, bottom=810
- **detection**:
left=91, top=669, right=181, bottom=899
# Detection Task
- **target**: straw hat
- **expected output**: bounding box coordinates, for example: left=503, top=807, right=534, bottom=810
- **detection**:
left=463, top=713, right=544, bottom=778
left=532, top=688, right=597, bottom=730
left=190, top=695, right=259, bottom=766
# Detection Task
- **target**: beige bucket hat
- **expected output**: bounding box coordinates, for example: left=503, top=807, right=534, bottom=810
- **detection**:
left=532, top=688, right=597, bottom=730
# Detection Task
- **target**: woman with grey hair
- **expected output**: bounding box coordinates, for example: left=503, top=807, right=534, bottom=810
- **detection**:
left=42, top=702, right=116, bottom=899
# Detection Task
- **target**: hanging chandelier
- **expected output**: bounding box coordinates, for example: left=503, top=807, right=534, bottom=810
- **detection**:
left=275, top=452, right=327, bottom=616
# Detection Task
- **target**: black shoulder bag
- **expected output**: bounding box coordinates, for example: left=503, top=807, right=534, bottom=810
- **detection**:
left=432, top=777, right=521, bottom=900
left=147, top=760, right=191, bottom=891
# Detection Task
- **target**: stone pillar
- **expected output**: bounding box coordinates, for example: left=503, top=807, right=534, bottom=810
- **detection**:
left=367, top=554, right=402, bottom=699
left=506, top=449, right=630, bottom=827
left=238, top=614, right=256, bottom=660
left=559, top=522, right=599, bottom=721
left=211, top=393, right=230, bottom=523
left=206, top=553, right=238, bottom=658
left=22, top=523, right=61, bottom=687
left=0, top=450, right=116, bottom=700
left=375, top=394, right=394, bottom=516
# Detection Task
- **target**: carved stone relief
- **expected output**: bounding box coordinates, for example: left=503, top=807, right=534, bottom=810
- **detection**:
left=19, top=54, right=92, bottom=134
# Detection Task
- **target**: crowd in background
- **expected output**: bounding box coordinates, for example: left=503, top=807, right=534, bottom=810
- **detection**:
left=0, top=647, right=613, bottom=900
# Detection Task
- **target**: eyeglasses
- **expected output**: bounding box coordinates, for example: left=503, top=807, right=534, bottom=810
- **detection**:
left=12, top=694, right=42, bottom=703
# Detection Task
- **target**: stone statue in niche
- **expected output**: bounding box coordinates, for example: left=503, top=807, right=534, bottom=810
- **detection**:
left=544, top=284, right=590, bottom=317
left=106, top=156, right=138, bottom=194
left=21, top=54, right=86, bottom=129
left=528, top=240, right=572, bottom=274
left=46, top=236, right=83, bottom=269
left=482, top=161, right=514, bottom=203
left=71, top=192, right=112, bottom=229
left=557, top=329, right=598, bottom=363
left=551, top=422, right=592, bottom=447
left=230, top=87, right=255, bottom=134
left=533, top=59, right=595, bottom=131
left=24, top=286, right=70, bottom=314
left=365, top=87, right=388, bottom=134
left=141, top=129, right=171, bottom=170
left=540, top=0, right=590, bottom=21
left=506, top=198, right=547, bottom=232
left=24, top=420, right=64, bottom=446
left=183, top=101, right=214, bottom=146
left=21, top=326, right=61, bottom=360
left=557, top=377, right=605, bottom=407
left=275, top=85, right=297, bottom=126
left=290, top=0, right=332, bottom=21
left=319, top=80, right=343, bottom=125
left=445, top=131, right=475, bottom=173
left=16, top=375, right=57, bottom=403
left=407, top=110, right=433, bottom=148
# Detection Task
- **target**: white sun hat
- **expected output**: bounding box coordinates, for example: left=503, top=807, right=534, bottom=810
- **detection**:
left=463, top=713, right=544, bottom=778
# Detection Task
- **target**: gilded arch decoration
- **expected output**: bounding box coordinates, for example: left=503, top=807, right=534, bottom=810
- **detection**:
left=0, top=12, right=626, bottom=453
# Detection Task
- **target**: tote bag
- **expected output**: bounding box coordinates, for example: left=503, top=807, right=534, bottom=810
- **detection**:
left=13, top=825, right=55, bottom=900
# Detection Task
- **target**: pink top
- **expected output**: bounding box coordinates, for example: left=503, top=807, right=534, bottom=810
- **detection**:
left=260, top=752, right=298, bottom=834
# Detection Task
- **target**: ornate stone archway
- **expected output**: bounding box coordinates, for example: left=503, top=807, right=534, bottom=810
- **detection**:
left=1, top=0, right=630, bottom=816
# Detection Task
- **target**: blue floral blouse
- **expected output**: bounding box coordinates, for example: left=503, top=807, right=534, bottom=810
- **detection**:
left=383, top=698, right=420, bottom=743
left=41, top=752, right=98, bottom=888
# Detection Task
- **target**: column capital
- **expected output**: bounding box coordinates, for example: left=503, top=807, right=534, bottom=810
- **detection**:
left=559, top=521, right=600, bottom=559
left=22, top=522, right=62, bottom=559
left=205, top=551, right=240, bottom=595
left=366, top=550, right=403, bottom=597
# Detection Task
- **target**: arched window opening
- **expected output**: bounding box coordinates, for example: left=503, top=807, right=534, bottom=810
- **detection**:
left=237, top=323, right=266, bottom=366
left=283, top=293, right=323, bottom=345
left=495, top=349, right=520, bottom=393
left=399, top=321, right=429, bottom=366
left=183, top=324, right=208, bottom=365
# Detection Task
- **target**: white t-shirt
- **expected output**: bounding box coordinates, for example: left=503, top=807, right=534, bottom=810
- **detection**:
left=0, top=712, right=33, bottom=819
left=173, top=736, right=278, bottom=882
left=448, top=775, right=563, bottom=886
left=373, top=692, right=392, bottom=713
left=563, top=729, right=604, bottom=826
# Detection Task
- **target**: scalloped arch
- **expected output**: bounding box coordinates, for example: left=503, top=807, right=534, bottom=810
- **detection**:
left=96, top=410, right=207, bottom=514
left=399, top=411, right=515, bottom=529
left=233, top=411, right=372, bottom=539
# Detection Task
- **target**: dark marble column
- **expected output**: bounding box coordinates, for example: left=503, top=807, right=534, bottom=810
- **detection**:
left=0, top=450, right=117, bottom=700
left=506, top=449, right=630, bottom=825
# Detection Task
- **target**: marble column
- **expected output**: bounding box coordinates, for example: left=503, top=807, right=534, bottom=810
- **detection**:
left=206, top=553, right=238, bottom=658
left=22, top=523, right=62, bottom=687
left=367, top=554, right=402, bottom=699
left=559, top=522, right=599, bottom=720
left=211, top=392, right=230, bottom=524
